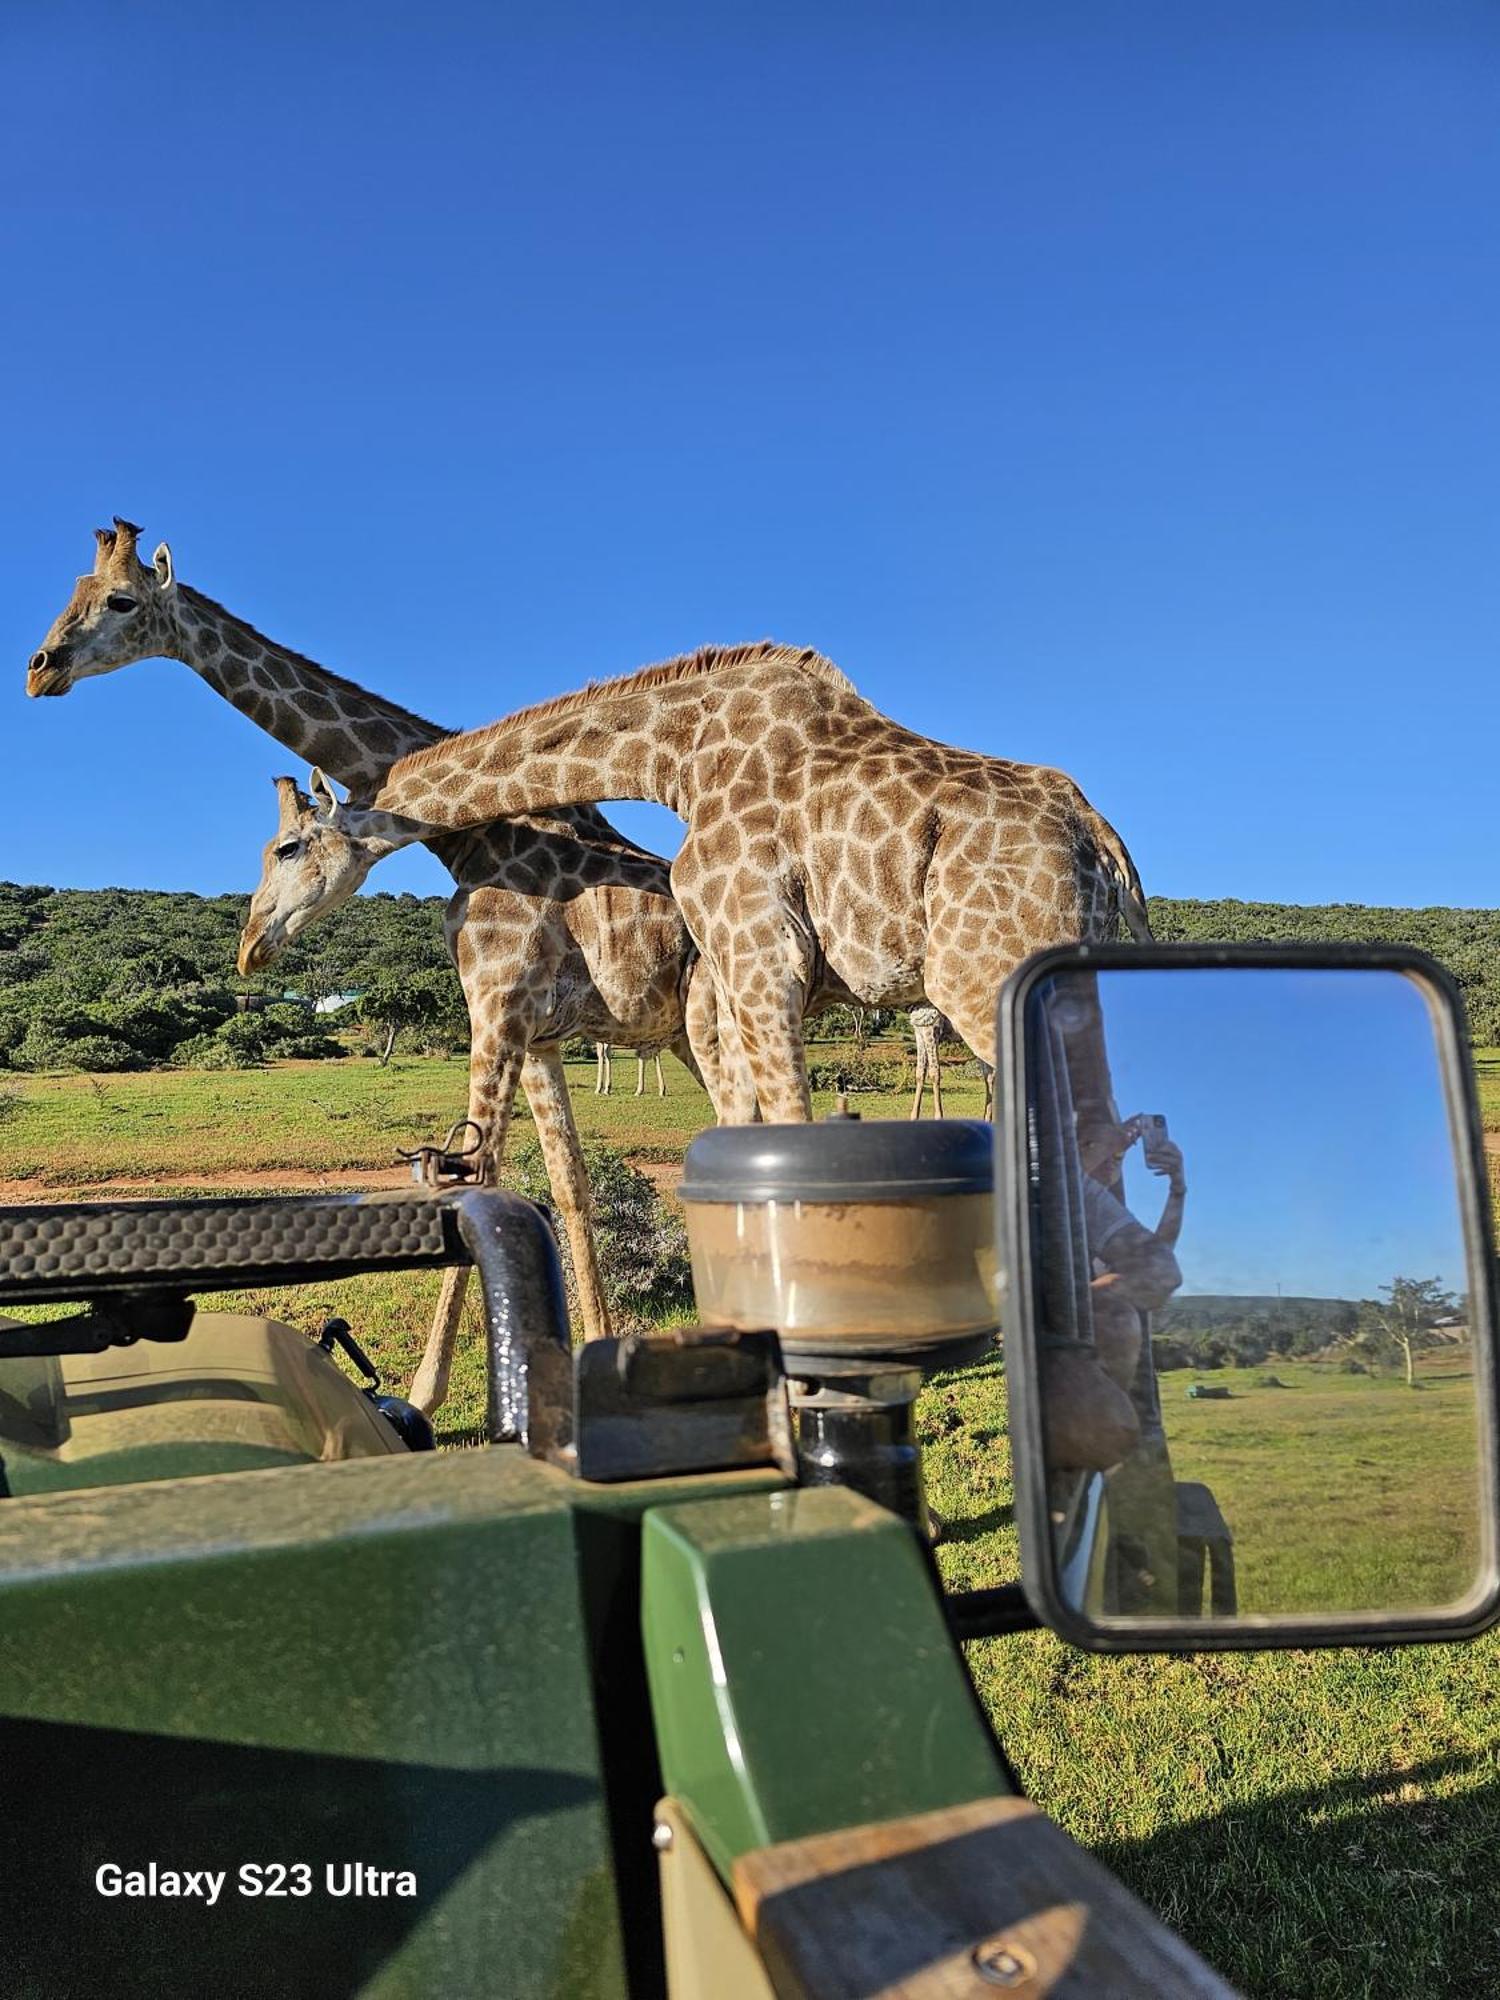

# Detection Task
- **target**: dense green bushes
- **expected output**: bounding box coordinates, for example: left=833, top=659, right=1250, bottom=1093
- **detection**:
left=506, top=1134, right=694, bottom=1329
left=5, top=877, right=1500, bottom=1072
left=0, top=880, right=461, bottom=1072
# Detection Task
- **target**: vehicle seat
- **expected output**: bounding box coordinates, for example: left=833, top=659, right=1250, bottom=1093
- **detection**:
left=0, top=1312, right=406, bottom=1497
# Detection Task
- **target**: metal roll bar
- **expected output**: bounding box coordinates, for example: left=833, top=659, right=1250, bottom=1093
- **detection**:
left=0, top=1188, right=571, bottom=1447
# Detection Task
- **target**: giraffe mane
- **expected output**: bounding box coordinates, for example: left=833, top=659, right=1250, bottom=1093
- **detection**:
left=393, top=641, right=856, bottom=776
left=179, top=586, right=453, bottom=740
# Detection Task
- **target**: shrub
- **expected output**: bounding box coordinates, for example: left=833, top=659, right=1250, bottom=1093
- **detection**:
left=173, top=1026, right=265, bottom=1070
left=14, top=1014, right=139, bottom=1071
left=805, top=1052, right=912, bottom=1094
left=507, top=1135, right=695, bottom=1329
left=278, top=1034, right=346, bottom=1060
left=50, top=1034, right=140, bottom=1073
left=101, top=988, right=236, bottom=1062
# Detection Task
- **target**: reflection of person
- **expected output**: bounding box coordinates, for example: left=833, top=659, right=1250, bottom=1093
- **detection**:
left=1077, top=1117, right=1186, bottom=1391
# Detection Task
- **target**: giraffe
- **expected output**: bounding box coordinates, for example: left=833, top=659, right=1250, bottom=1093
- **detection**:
left=24, top=520, right=730, bottom=1412
left=908, top=1005, right=994, bottom=1120
left=239, top=641, right=1151, bottom=1124
left=594, top=1043, right=667, bottom=1096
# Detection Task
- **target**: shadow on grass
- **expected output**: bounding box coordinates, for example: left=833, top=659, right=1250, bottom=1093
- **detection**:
left=432, top=1421, right=487, bottom=1450
left=1098, top=1749, right=1500, bottom=1999
left=943, top=1499, right=1015, bottom=1544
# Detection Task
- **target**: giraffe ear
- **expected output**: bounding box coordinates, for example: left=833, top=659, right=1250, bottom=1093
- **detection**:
left=152, top=542, right=175, bottom=592
left=309, top=768, right=340, bottom=822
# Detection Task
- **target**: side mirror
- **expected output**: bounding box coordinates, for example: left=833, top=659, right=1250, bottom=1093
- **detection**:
left=998, top=942, right=1500, bottom=1650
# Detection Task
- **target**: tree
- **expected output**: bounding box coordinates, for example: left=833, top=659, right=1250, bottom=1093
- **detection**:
left=355, top=969, right=465, bottom=1065
left=1352, top=1275, right=1460, bottom=1388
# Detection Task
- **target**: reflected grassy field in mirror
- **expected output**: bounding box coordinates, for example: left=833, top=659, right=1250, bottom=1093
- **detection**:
left=1025, top=963, right=1490, bottom=1630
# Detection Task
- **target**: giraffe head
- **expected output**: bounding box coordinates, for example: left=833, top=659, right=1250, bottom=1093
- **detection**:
left=237, top=772, right=428, bottom=973
left=27, top=518, right=179, bottom=696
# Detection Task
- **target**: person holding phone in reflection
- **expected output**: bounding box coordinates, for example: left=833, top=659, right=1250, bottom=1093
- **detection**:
left=1076, top=1113, right=1187, bottom=1392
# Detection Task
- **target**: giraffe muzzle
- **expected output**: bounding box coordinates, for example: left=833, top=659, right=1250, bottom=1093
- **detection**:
left=26, top=651, right=71, bottom=697
left=237, top=930, right=269, bottom=976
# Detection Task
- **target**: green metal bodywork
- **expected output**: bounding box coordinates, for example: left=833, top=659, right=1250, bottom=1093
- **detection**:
left=640, top=1484, right=1012, bottom=1880
left=0, top=1425, right=1017, bottom=1996
left=0, top=1443, right=783, bottom=1998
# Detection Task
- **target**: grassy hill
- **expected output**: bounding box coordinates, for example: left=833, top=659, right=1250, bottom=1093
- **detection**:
left=5, top=879, right=1500, bottom=1070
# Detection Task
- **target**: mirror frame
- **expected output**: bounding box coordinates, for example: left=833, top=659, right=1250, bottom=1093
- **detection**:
left=996, top=939, right=1500, bottom=1652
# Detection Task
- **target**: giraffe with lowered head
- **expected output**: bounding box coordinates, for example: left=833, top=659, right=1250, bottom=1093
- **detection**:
left=241, top=641, right=1151, bottom=1120
left=25, top=519, right=731, bottom=1412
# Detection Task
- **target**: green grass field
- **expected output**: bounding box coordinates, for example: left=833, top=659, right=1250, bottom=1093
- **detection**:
left=1158, top=1355, right=1482, bottom=1615
left=2, top=1049, right=1499, bottom=1995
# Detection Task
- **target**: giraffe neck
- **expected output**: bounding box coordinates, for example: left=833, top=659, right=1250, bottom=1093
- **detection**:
left=363, top=658, right=816, bottom=825
left=370, top=689, right=690, bottom=822
left=164, top=586, right=446, bottom=793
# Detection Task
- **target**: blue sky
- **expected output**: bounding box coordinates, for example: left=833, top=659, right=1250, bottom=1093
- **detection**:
left=3, top=4, right=1497, bottom=908
left=1098, top=967, right=1470, bottom=1298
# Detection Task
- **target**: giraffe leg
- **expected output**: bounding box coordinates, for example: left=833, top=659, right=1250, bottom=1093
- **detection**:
left=932, top=1050, right=945, bottom=1119
left=910, top=1043, right=926, bottom=1120
left=408, top=1033, right=527, bottom=1415
left=703, top=926, right=813, bottom=1124
left=714, top=1000, right=762, bottom=1123
left=525, top=1048, right=611, bottom=1343
left=682, top=964, right=725, bottom=1117
left=687, top=961, right=760, bottom=1123
left=655, top=1054, right=666, bottom=1097
left=635, top=1053, right=646, bottom=1096
left=413, top=1266, right=470, bottom=1421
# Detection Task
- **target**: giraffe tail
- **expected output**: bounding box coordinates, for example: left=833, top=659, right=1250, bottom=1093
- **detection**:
left=1081, top=806, right=1153, bottom=943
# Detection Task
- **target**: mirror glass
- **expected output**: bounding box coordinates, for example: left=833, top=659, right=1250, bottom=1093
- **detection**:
left=1024, top=965, right=1491, bottom=1632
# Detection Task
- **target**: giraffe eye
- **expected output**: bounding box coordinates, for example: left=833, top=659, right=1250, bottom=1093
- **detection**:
left=106, top=594, right=139, bottom=615
left=275, top=841, right=300, bottom=861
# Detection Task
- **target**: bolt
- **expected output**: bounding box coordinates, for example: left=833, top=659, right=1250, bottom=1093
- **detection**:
left=652, top=1821, right=674, bottom=1853
left=971, top=1936, right=1035, bottom=1988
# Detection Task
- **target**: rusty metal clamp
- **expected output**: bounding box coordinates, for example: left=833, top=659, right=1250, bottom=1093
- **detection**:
left=396, top=1119, right=486, bottom=1187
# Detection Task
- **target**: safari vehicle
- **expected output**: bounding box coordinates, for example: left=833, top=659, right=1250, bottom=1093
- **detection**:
left=1, top=945, right=1495, bottom=1998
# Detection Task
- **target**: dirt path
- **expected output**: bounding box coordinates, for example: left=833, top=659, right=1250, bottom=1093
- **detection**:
left=0, top=1156, right=685, bottom=1204
left=0, top=1164, right=415, bottom=1203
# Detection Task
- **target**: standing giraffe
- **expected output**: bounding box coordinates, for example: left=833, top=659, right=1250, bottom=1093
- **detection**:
left=24, top=521, right=729, bottom=1412
left=594, top=1043, right=667, bottom=1096
left=909, top=1005, right=994, bottom=1120
left=238, top=642, right=1150, bottom=1122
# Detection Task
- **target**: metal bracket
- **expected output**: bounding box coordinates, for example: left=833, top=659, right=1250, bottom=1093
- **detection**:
left=396, top=1120, right=486, bottom=1187
left=529, top=1325, right=797, bottom=1483
left=316, top=1315, right=382, bottom=1389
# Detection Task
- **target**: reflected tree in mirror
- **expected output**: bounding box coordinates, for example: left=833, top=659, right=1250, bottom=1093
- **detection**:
left=1025, top=965, right=1490, bottom=1631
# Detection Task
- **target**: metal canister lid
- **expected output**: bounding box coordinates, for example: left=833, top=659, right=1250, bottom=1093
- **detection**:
left=678, top=1118, right=993, bottom=1204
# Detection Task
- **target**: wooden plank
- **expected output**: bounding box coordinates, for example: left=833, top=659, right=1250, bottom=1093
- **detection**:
left=732, top=1795, right=1240, bottom=1999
